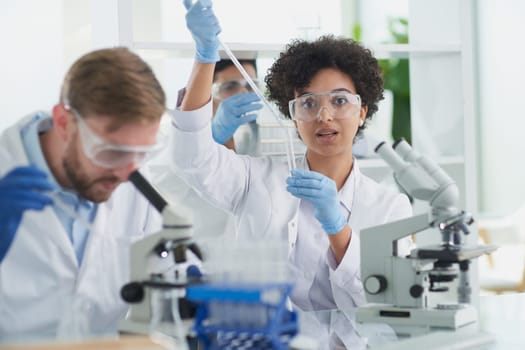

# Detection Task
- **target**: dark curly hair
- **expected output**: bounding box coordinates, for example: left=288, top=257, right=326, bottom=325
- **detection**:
left=265, top=35, right=383, bottom=134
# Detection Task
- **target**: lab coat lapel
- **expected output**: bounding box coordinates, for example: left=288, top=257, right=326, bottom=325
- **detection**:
left=1, top=116, right=78, bottom=268
left=347, top=162, right=369, bottom=230
left=287, top=214, right=299, bottom=256
left=287, top=157, right=308, bottom=254
left=73, top=198, right=128, bottom=323
left=76, top=201, right=109, bottom=284
left=29, top=207, right=78, bottom=269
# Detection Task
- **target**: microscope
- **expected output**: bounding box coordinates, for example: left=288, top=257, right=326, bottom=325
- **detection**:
left=119, top=171, right=203, bottom=335
left=356, top=139, right=497, bottom=329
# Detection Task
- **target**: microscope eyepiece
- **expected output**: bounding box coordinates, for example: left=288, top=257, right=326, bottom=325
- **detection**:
left=392, top=138, right=406, bottom=149
left=129, top=170, right=168, bottom=213
left=374, top=141, right=387, bottom=153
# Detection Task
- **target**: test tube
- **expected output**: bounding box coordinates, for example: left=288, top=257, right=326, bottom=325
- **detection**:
left=218, top=37, right=297, bottom=171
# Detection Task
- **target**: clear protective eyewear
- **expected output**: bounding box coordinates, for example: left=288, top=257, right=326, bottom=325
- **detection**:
left=288, top=90, right=362, bottom=122
left=64, top=105, right=164, bottom=169
left=212, top=78, right=261, bottom=100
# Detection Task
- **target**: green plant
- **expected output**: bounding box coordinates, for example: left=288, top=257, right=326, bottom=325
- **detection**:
left=352, top=18, right=411, bottom=143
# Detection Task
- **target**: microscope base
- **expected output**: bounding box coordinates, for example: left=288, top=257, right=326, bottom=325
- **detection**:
left=119, top=318, right=150, bottom=335
left=355, top=304, right=477, bottom=329
left=119, top=318, right=195, bottom=336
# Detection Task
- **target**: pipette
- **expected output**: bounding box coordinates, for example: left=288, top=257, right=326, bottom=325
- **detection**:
left=48, top=191, right=94, bottom=232
left=217, top=37, right=297, bottom=171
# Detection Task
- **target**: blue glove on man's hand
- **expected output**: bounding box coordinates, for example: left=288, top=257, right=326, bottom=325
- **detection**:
left=184, top=0, right=221, bottom=63
left=212, top=92, right=263, bottom=145
left=0, top=166, right=54, bottom=262
left=286, top=169, right=347, bottom=234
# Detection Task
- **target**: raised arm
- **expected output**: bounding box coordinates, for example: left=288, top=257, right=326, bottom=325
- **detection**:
left=181, top=0, right=221, bottom=111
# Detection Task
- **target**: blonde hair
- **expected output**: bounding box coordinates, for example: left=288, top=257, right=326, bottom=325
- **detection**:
left=60, top=47, right=165, bottom=126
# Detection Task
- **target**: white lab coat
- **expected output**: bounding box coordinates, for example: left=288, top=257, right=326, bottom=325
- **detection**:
left=0, top=115, right=162, bottom=342
left=171, top=101, right=412, bottom=312
left=144, top=148, right=235, bottom=240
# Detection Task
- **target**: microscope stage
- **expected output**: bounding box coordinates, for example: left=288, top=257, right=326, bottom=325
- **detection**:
left=413, top=244, right=497, bottom=262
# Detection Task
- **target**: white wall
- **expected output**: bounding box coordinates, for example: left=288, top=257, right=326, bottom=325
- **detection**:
left=0, top=0, right=64, bottom=132
left=0, top=0, right=384, bottom=131
left=358, top=0, right=408, bottom=43
left=477, top=0, right=525, bottom=215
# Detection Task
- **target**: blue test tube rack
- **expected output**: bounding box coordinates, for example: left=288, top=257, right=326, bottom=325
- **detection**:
left=186, top=282, right=298, bottom=350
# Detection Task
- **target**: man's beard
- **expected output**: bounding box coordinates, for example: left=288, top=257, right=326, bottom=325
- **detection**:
left=63, top=144, right=120, bottom=203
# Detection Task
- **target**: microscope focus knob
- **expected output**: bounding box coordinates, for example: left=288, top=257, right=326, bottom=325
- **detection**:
left=364, top=275, right=387, bottom=295
left=410, top=284, right=424, bottom=298
left=121, top=282, right=145, bottom=303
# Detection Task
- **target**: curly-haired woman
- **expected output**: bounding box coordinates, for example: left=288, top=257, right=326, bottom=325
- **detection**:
left=172, top=0, right=412, bottom=311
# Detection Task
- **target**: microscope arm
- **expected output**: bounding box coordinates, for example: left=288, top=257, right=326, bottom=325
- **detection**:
left=120, top=172, right=198, bottom=331
left=361, top=214, right=428, bottom=276
left=363, top=214, right=429, bottom=253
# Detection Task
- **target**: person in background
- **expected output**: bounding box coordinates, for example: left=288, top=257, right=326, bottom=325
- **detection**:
left=211, top=58, right=262, bottom=154
left=0, top=47, right=165, bottom=341
left=173, top=0, right=412, bottom=311
left=142, top=59, right=262, bottom=239
left=212, top=58, right=363, bottom=158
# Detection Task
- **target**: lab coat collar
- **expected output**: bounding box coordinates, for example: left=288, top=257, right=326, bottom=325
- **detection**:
left=19, top=112, right=57, bottom=188
left=20, top=112, right=95, bottom=210
left=339, top=159, right=360, bottom=217
left=286, top=157, right=307, bottom=252
left=0, top=113, right=42, bottom=174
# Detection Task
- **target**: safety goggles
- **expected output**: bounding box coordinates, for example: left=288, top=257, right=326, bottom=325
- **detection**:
left=65, top=105, right=164, bottom=169
left=288, top=90, right=362, bottom=122
left=212, top=78, right=261, bottom=100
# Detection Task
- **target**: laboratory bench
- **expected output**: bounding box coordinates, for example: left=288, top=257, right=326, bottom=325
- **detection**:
left=301, top=292, right=525, bottom=349
left=2, top=292, right=524, bottom=350
left=0, top=335, right=164, bottom=350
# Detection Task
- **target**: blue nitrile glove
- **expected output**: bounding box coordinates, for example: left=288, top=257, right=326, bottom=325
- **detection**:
left=0, top=166, right=55, bottom=262
left=286, top=169, right=347, bottom=234
left=212, top=92, right=263, bottom=144
left=184, top=0, right=221, bottom=63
